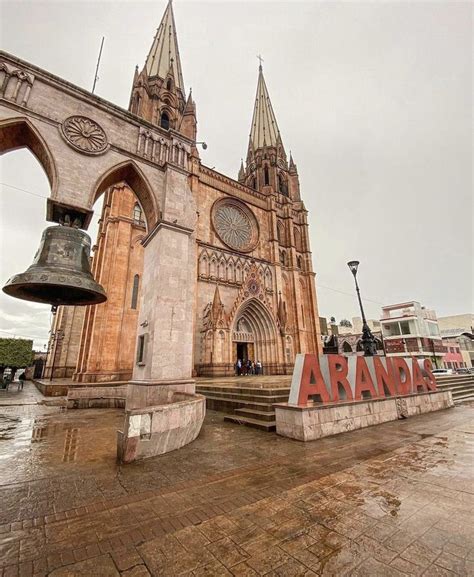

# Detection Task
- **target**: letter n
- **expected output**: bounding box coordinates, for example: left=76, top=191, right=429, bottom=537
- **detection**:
left=355, top=357, right=378, bottom=400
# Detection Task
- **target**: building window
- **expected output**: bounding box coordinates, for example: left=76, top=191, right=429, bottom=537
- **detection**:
left=133, top=203, right=143, bottom=223
left=399, top=321, right=411, bottom=335
left=166, top=78, right=172, bottom=90
left=264, top=165, right=270, bottom=186
left=137, top=334, right=146, bottom=364
left=131, top=274, right=140, bottom=309
left=160, top=111, right=170, bottom=130
left=343, top=342, right=353, bottom=353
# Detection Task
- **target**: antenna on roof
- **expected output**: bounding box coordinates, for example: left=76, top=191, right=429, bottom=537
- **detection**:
left=92, top=36, right=105, bottom=94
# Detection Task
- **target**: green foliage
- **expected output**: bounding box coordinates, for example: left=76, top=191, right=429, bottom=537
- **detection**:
left=339, top=319, right=353, bottom=328
left=0, top=338, right=33, bottom=368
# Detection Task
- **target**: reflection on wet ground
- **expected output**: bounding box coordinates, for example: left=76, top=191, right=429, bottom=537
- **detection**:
left=0, top=383, right=473, bottom=576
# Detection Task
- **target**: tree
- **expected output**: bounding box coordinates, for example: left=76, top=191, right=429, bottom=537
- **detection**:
left=0, top=338, right=34, bottom=369
left=339, top=319, right=353, bottom=328
left=330, top=316, right=336, bottom=324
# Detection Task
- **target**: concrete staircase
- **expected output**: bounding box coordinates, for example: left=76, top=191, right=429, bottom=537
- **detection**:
left=435, top=374, right=474, bottom=403
left=195, top=384, right=290, bottom=431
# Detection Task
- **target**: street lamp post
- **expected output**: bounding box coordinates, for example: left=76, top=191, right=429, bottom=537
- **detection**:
left=347, top=261, right=378, bottom=357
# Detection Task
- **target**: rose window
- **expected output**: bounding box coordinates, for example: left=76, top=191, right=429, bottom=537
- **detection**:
left=212, top=199, right=258, bottom=252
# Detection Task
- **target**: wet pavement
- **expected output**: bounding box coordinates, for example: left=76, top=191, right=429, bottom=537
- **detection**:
left=0, top=383, right=473, bottom=576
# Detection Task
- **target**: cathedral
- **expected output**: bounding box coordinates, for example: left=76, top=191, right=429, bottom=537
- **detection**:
left=46, top=0, right=321, bottom=381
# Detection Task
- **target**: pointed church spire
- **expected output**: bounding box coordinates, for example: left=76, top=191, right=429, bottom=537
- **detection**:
left=211, top=284, right=223, bottom=319
left=238, top=159, right=245, bottom=182
left=145, top=0, right=185, bottom=92
left=249, top=64, right=281, bottom=151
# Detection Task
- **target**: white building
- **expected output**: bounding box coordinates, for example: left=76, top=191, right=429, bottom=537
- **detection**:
left=380, top=301, right=444, bottom=366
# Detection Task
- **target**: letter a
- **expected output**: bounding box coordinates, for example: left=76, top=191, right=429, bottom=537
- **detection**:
left=293, top=354, right=330, bottom=405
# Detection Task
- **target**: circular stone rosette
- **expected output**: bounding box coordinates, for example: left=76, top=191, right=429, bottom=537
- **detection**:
left=61, top=115, right=108, bottom=155
left=211, top=198, right=259, bottom=253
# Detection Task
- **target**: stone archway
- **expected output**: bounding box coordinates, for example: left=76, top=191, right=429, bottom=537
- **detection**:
left=0, top=117, right=58, bottom=195
left=232, top=298, right=279, bottom=374
left=0, top=51, right=203, bottom=462
left=91, top=160, right=159, bottom=229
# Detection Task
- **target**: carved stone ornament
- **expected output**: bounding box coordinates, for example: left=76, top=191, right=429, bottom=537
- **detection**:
left=211, top=198, right=259, bottom=253
left=61, top=116, right=108, bottom=155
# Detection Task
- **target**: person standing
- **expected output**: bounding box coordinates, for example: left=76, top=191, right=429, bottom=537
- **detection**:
left=18, top=370, right=26, bottom=390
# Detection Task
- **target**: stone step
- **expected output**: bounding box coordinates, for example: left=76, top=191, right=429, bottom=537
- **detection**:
left=196, top=386, right=290, bottom=397
left=454, top=392, right=474, bottom=403
left=439, top=389, right=474, bottom=398
left=224, top=414, right=276, bottom=432
left=203, top=395, right=276, bottom=414
left=235, top=408, right=276, bottom=422
left=195, top=390, right=289, bottom=404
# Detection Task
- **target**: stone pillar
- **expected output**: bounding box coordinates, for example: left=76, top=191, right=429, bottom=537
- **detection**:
left=127, top=167, right=198, bottom=409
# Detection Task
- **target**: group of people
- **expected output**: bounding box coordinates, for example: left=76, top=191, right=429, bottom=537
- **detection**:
left=1, top=368, right=26, bottom=390
left=235, top=359, right=263, bottom=376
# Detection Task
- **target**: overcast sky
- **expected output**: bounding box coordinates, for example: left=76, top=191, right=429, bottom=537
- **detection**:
left=0, top=0, right=472, bottom=349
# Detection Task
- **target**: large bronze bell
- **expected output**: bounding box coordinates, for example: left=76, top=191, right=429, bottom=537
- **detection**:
left=2, top=225, right=107, bottom=306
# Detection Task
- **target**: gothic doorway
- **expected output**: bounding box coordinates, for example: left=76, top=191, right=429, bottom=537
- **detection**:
left=232, top=298, right=279, bottom=374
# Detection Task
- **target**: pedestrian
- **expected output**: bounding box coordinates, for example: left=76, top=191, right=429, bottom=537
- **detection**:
left=256, top=360, right=262, bottom=375
left=247, top=359, right=252, bottom=375
left=18, top=370, right=26, bottom=390
left=237, top=359, right=242, bottom=376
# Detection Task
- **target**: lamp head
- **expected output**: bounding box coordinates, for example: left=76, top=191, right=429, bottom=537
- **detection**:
left=347, top=260, right=360, bottom=276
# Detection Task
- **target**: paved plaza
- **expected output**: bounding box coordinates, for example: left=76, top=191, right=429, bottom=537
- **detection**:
left=0, top=383, right=473, bottom=576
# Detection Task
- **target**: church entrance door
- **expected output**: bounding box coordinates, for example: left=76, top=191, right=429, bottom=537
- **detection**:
left=235, top=342, right=255, bottom=363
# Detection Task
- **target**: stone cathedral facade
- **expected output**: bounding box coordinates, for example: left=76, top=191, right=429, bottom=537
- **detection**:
left=47, top=1, right=321, bottom=381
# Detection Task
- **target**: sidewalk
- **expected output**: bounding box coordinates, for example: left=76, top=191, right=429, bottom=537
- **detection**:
left=0, top=385, right=473, bottom=576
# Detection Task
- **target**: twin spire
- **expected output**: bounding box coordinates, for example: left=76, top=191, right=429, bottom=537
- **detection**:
left=249, top=65, right=282, bottom=150
left=145, top=0, right=184, bottom=92
left=141, top=1, right=292, bottom=184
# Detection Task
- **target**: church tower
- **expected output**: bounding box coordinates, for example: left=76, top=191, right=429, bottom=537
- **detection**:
left=128, top=0, right=196, bottom=140
left=239, top=64, right=300, bottom=201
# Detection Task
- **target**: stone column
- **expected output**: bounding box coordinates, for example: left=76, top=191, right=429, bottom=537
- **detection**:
left=127, top=167, right=197, bottom=409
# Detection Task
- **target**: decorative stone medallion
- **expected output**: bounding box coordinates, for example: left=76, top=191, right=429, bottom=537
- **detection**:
left=61, top=115, right=108, bottom=155
left=212, top=198, right=259, bottom=253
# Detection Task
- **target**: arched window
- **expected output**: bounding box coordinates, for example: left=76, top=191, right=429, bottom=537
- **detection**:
left=264, top=165, right=270, bottom=186
left=166, top=78, right=172, bottom=90
left=294, top=227, right=302, bottom=252
left=133, top=203, right=142, bottom=223
left=277, top=221, right=285, bottom=245
left=131, top=274, right=140, bottom=309
left=297, top=255, right=303, bottom=269
left=343, top=342, right=353, bottom=353
left=280, top=250, right=287, bottom=266
left=160, top=111, right=170, bottom=130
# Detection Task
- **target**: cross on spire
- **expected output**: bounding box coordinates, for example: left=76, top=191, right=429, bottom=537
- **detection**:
left=257, top=54, right=264, bottom=71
